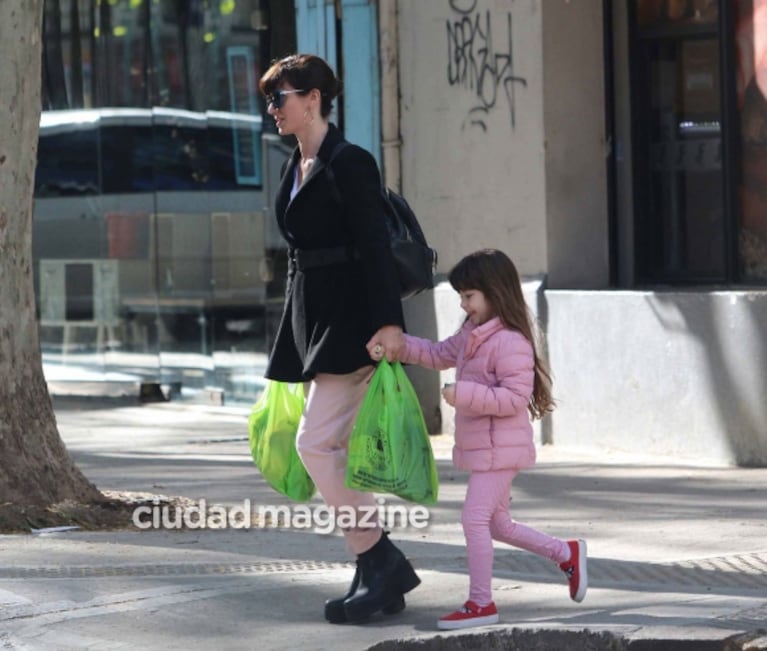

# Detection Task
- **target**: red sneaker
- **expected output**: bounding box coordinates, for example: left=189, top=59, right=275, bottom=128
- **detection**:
left=437, top=600, right=499, bottom=630
left=559, top=539, right=588, bottom=602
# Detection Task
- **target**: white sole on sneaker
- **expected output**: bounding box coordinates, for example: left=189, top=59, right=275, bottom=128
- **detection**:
left=437, top=613, right=499, bottom=630
left=573, top=538, right=588, bottom=602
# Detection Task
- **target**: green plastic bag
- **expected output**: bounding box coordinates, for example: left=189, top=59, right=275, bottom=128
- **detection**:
left=345, top=359, right=439, bottom=504
left=248, top=381, right=316, bottom=501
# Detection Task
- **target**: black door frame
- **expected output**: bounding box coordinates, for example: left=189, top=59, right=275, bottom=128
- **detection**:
left=626, top=0, right=741, bottom=285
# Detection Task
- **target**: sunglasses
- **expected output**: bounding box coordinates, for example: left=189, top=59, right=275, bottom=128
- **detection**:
left=265, top=89, right=307, bottom=109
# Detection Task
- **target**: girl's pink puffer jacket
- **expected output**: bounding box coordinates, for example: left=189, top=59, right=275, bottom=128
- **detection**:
left=401, top=317, right=536, bottom=472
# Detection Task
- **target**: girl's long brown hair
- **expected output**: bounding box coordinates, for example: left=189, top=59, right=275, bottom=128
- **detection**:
left=448, top=249, right=555, bottom=420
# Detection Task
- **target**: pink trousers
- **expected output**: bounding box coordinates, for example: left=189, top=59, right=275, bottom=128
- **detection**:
left=295, top=366, right=381, bottom=556
left=463, top=468, right=571, bottom=606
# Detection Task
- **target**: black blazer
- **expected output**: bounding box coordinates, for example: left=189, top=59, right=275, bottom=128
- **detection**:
left=265, top=123, right=405, bottom=382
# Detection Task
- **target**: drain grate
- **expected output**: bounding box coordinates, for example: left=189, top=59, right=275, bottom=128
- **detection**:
left=2, top=551, right=766, bottom=593
left=493, top=550, right=767, bottom=592
left=0, top=559, right=353, bottom=579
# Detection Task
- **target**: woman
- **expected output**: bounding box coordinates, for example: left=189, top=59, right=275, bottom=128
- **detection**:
left=258, top=54, right=420, bottom=623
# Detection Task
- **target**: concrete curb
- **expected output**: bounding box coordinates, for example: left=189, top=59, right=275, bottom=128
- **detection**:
left=368, top=628, right=767, bottom=650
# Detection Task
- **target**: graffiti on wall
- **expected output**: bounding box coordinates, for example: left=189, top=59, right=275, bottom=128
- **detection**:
left=446, top=0, right=527, bottom=131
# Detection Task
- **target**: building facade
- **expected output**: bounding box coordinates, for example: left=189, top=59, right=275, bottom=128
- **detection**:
left=396, top=0, right=767, bottom=465
left=34, top=1, right=767, bottom=464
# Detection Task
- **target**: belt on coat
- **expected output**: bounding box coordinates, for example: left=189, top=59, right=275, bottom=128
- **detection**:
left=291, top=245, right=358, bottom=272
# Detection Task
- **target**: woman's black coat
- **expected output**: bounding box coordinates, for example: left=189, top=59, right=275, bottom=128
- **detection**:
left=265, top=123, right=405, bottom=382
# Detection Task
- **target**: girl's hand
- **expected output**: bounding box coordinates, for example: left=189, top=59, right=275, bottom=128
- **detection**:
left=442, top=383, right=456, bottom=406
left=366, top=325, right=404, bottom=362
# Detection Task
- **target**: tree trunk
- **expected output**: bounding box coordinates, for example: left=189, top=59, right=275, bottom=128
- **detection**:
left=0, top=1, right=102, bottom=506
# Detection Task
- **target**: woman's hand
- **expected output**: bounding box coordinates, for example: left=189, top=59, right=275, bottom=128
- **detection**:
left=366, top=325, right=404, bottom=362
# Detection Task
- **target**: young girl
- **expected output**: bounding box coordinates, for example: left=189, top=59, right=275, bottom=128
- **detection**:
left=395, top=249, right=587, bottom=630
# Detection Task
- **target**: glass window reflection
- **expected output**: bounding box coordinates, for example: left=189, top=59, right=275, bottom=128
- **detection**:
left=36, top=0, right=295, bottom=403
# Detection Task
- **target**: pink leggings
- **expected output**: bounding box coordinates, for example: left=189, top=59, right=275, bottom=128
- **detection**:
left=463, top=468, right=571, bottom=606
left=295, top=366, right=381, bottom=556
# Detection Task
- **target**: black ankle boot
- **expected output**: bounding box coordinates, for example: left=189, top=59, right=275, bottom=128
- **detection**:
left=324, top=563, right=406, bottom=623
left=343, top=533, right=420, bottom=623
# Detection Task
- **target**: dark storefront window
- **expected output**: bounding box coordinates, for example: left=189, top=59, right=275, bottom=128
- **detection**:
left=629, top=0, right=767, bottom=285
left=35, top=0, right=296, bottom=403
left=631, top=0, right=728, bottom=283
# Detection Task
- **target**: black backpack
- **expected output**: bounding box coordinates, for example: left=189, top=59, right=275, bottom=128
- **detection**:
left=325, top=142, right=438, bottom=299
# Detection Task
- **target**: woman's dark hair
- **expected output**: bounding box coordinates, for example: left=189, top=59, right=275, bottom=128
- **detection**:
left=448, top=249, right=555, bottom=420
left=258, top=53, right=343, bottom=118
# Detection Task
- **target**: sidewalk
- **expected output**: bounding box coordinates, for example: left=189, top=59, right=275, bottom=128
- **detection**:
left=0, top=398, right=766, bottom=650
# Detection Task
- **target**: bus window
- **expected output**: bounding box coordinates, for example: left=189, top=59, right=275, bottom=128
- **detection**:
left=35, top=127, right=99, bottom=197
left=36, top=108, right=263, bottom=196
left=101, top=125, right=156, bottom=193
